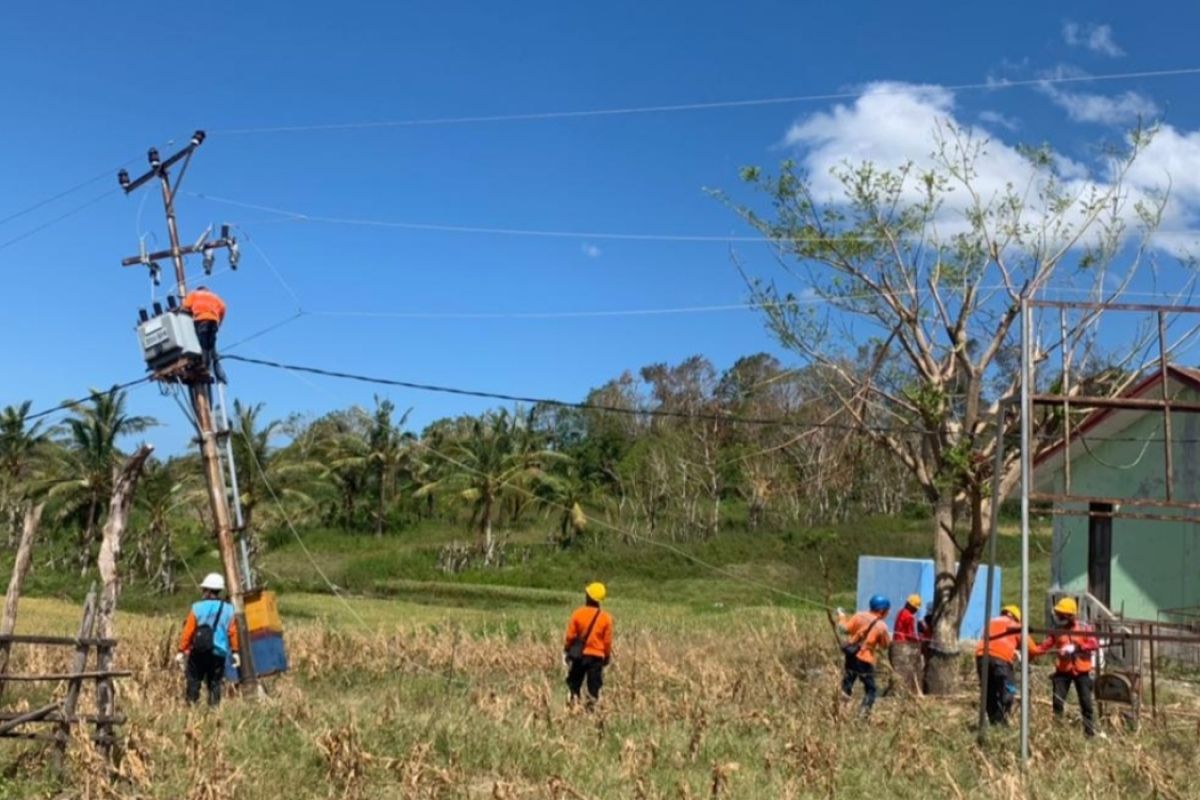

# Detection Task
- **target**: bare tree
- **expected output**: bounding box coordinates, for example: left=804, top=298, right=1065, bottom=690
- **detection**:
left=726, top=122, right=1176, bottom=691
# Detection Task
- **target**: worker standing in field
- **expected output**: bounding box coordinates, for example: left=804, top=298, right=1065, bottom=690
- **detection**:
left=563, top=582, right=613, bottom=710
left=888, top=594, right=926, bottom=695
left=837, top=595, right=891, bottom=716
left=975, top=605, right=1035, bottom=725
left=892, top=595, right=925, bottom=643
left=1034, top=597, right=1100, bottom=737
left=176, top=572, right=240, bottom=707
left=181, top=285, right=227, bottom=382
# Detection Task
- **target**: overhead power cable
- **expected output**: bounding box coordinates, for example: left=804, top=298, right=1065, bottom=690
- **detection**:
left=0, top=189, right=119, bottom=254
left=222, top=353, right=926, bottom=434
left=190, top=193, right=775, bottom=243
left=211, top=66, right=1200, bottom=135
left=22, top=377, right=154, bottom=423
left=0, top=161, right=134, bottom=229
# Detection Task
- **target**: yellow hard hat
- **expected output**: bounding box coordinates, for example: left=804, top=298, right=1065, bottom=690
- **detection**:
left=585, top=582, right=607, bottom=603
left=1001, top=605, right=1021, bottom=622
left=907, top=594, right=922, bottom=609
left=1053, top=597, right=1078, bottom=617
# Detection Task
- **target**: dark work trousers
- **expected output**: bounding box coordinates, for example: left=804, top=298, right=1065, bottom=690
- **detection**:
left=976, top=656, right=1016, bottom=725
left=194, top=320, right=225, bottom=383
left=1051, top=672, right=1096, bottom=737
left=841, top=652, right=878, bottom=711
left=186, top=650, right=226, bottom=707
left=566, top=655, right=605, bottom=707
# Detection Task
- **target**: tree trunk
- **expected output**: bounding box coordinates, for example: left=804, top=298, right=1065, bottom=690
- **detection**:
left=95, top=445, right=152, bottom=744
left=376, top=473, right=386, bottom=538
left=0, top=502, right=45, bottom=700
left=96, top=446, right=153, bottom=640
left=480, top=494, right=495, bottom=566
left=924, top=493, right=962, bottom=694
left=79, top=494, right=99, bottom=577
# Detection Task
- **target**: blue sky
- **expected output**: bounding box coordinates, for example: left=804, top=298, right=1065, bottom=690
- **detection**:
left=3, top=2, right=1200, bottom=453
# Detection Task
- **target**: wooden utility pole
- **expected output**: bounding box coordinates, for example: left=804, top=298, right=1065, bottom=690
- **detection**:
left=117, top=132, right=258, bottom=693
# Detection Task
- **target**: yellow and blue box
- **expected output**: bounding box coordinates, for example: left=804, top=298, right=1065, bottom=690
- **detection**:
left=227, top=589, right=288, bottom=680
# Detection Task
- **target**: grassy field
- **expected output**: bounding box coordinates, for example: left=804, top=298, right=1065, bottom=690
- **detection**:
left=1, top=517, right=1196, bottom=799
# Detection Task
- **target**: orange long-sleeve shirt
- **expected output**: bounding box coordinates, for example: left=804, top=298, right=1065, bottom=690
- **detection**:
left=564, top=606, right=613, bottom=660
left=1034, top=621, right=1099, bottom=675
left=181, top=289, right=227, bottom=324
left=179, top=606, right=240, bottom=654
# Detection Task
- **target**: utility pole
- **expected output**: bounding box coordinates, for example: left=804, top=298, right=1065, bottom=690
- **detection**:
left=117, top=132, right=258, bottom=694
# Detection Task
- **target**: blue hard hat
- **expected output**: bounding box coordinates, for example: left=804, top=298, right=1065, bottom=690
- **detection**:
left=868, top=594, right=891, bottom=613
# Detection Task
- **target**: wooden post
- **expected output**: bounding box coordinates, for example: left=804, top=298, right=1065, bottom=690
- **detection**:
left=0, top=502, right=45, bottom=701
left=95, top=445, right=152, bottom=748
left=56, top=588, right=97, bottom=767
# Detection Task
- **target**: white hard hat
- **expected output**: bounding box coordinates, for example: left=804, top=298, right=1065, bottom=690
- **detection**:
left=200, top=572, right=226, bottom=592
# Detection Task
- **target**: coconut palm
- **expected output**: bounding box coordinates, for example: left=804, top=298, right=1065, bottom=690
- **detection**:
left=0, top=401, right=53, bottom=545
left=228, top=400, right=321, bottom=557
left=415, top=409, right=566, bottom=565
left=50, top=389, right=155, bottom=573
left=133, top=459, right=195, bottom=593
left=333, top=397, right=415, bottom=537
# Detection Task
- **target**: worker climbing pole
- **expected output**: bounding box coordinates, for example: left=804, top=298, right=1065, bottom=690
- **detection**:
left=116, top=132, right=259, bottom=695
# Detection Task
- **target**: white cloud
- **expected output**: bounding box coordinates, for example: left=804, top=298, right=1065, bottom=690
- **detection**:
left=1063, top=21, right=1124, bottom=57
left=780, top=82, right=1200, bottom=257
left=581, top=243, right=602, bottom=259
left=979, top=110, right=1018, bottom=131
left=783, top=83, right=1042, bottom=209
left=1040, top=85, right=1159, bottom=125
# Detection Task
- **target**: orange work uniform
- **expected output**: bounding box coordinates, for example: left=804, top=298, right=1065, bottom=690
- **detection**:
left=181, top=289, right=227, bottom=324
left=1035, top=621, right=1099, bottom=675
left=564, top=606, right=613, bottom=660
left=975, top=617, right=1037, bottom=664
left=842, top=611, right=890, bottom=665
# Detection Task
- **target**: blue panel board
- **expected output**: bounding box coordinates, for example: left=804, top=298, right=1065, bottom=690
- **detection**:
left=225, top=633, right=289, bottom=682
left=855, top=556, right=1000, bottom=639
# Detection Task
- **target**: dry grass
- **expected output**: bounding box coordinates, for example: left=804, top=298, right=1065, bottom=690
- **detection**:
left=0, top=596, right=1198, bottom=799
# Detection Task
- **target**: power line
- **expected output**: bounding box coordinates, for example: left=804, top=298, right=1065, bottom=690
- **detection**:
left=211, top=66, right=1200, bottom=135
left=0, top=188, right=118, bottom=254
left=20, top=377, right=155, bottom=423
left=221, top=352, right=925, bottom=434
left=407, top=427, right=832, bottom=611
left=0, top=161, right=134, bottom=229
left=190, top=193, right=775, bottom=243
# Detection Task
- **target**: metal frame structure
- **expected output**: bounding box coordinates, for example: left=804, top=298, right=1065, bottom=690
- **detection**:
left=1018, top=296, right=1200, bottom=763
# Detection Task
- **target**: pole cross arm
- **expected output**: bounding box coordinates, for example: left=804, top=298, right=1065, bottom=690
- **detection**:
left=120, top=236, right=235, bottom=268
left=117, top=131, right=206, bottom=195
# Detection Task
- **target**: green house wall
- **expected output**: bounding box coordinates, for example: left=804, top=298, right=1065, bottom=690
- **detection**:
left=1049, top=397, right=1200, bottom=621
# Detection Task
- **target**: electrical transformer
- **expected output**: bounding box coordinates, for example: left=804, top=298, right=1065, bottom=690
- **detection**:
left=137, top=312, right=202, bottom=371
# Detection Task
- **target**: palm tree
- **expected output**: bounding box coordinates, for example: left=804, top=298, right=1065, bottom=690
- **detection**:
left=334, top=397, right=414, bottom=537
left=50, top=389, right=155, bottom=573
left=415, top=409, right=566, bottom=565
left=538, top=461, right=590, bottom=547
left=0, top=402, right=52, bottom=545
left=228, top=400, right=321, bottom=557
left=133, top=459, right=195, bottom=594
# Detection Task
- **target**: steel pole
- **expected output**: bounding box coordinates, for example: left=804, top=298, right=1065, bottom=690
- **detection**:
left=1019, top=296, right=1033, bottom=765
left=978, top=399, right=1008, bottom=743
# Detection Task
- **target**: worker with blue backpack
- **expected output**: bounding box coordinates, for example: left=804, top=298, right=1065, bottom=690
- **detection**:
left=837, top=595, right=892, bottom=716
left=175, top=572, right=241, bottom=707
